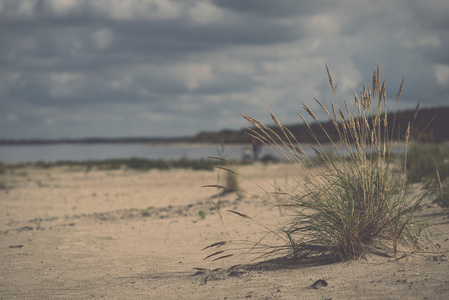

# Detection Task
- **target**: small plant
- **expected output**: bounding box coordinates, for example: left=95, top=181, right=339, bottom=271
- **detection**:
left=198, top=210, right=206, bottom=220
left=224, top=170, right=239, bottom=194
left=205, top=65, right=432, bottom=262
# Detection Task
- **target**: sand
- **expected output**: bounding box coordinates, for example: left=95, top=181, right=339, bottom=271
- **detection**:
left=1, top=162, right=448, bottom=299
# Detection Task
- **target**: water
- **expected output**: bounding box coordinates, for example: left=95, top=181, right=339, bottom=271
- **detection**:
left=0, top=143, right=408, bottom=163
left=0, top=143, right=258, bottom=163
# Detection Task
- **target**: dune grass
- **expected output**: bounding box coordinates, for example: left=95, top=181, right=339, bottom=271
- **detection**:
left=205, top=65, right=432, bottom=262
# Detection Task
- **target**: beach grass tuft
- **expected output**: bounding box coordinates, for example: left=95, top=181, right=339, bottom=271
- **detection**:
left=205, top=65, right=433, bottom=262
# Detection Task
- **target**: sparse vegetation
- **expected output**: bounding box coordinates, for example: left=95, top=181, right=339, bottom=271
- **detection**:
left=405, top=144, right=449, bottom=209
left=224, top=169, right=239, bottom=194
left=260, top=154, right=280, bottom=164
left=406, top=145, right=449, bottom=183
left=1, top=158, right=227, bottom=172
left=205, top=65, right=433, bottom=262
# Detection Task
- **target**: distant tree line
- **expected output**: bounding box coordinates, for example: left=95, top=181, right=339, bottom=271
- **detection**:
left=192, top=106, right=449, bottom=144
left=1, top=106, right=447, bottom=146
left=0, top=136, right=191, bottom=145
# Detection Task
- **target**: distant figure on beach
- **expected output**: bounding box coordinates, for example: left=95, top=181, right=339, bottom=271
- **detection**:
left=242, top=147, right=252, bottom=160
left=252, top=138, right=262, bottom=160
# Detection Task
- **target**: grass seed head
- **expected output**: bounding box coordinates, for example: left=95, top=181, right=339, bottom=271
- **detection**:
left=205, top=64, right=430, bottom=264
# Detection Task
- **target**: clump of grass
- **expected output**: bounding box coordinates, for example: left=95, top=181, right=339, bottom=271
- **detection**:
left=224, top=170, right=239, bottom=193
left=198, top=210, right=206, bottom=220
left=205, top=65, right=431, bottom=262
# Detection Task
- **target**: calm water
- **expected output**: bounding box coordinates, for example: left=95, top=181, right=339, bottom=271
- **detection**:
left=0, top=143, right=408, bottom=163
left=0, top=143, right=259, bottom=163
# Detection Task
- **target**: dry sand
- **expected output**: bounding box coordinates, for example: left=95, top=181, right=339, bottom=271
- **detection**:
left=1, top=162, right=448, bottom=299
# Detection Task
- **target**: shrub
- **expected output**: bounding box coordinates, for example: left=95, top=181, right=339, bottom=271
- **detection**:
left=205, top=65, right=431, bottom=262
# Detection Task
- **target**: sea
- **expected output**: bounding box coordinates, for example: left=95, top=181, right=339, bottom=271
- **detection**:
left=0, top=143, right=409, bottom=164
left=0, top=143, right=262, bottom=163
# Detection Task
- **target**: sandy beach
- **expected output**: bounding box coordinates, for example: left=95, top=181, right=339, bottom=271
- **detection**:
left=1, top=162, right=448, bottom=299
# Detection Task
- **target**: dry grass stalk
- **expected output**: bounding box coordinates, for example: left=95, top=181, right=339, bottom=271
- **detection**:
left=204, top=65, right=430, bottom=263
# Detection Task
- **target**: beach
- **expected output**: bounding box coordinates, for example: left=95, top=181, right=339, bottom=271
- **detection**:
left=1, top=162, right=448, bottom=299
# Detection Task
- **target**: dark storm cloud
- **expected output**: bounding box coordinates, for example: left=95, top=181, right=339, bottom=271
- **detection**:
left=0, top=0, right=448, bottom=139
left=0, top=0, right=300, bottom=105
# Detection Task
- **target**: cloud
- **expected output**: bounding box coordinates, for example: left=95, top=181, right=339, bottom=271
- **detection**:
left=0, top=0, right=448, bottom=139
left=91, top=28, right=114, bottom=50
left=434, top=64, right=449, bottom=86
left=188, top=1, right=224, bottom=24
left=212, top=0, right=323, bottom=18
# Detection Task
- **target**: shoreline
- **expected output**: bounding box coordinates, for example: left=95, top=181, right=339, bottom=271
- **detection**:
left=0, top=140, right=416, bottom=165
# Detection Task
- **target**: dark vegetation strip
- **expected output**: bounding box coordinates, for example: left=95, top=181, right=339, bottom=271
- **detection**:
left=0, top=136, right=191, bottom=145
left=0, top=158, right=226, bottom=172
left=193, top=106, right=449, bottom=144
left=1, top=106, right=448, bottom=146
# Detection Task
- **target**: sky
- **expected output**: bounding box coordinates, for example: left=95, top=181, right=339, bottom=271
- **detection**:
left=1, top=0, right=449, bottom=140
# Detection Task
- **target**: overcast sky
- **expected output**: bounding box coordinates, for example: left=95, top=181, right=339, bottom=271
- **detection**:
left=1, top=0, right=448, bottom=139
